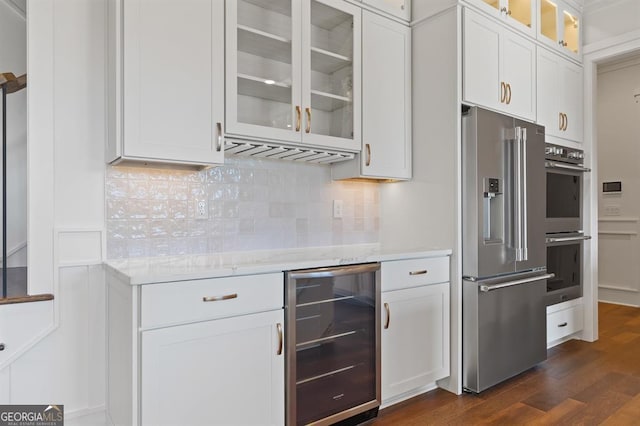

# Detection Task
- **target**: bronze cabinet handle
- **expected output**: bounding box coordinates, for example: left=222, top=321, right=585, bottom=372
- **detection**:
left=295, top=106, right=301, bottom=132
left=564, top=113, right=568, bottom=131
left=305, top=107, right=311, bottom=133
left=500, top=82, right=506, bottom=103
left=384, top=303, right=390, bottom=329
left=276, top=323, right=283, bottom=355
left=506, top=83, right=512, bottom=104
left=409, top=270, right=428, bottom=276
left=202, top=293, right=237, bottom=302
left=365, top=144, right=371, bottom=167
left=559, top=112, right=563, bottom=131
left=216, top=122, right=223, bottom=152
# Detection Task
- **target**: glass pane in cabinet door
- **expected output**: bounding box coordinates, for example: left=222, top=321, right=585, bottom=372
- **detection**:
left=482, top=0, right=500, bottom=10
left=236, top=0, right=293, bottom=130
left=540, top=0, right=558, bottom=42
left=509, top=0, right=532, bottom=28
left=563, top=11, right=579, bottom=54
left=308, top=0, right=354, bottom=140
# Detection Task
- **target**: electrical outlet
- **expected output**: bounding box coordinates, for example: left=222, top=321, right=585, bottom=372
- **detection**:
left=333, top=200, right=343, bottom=218
left=195, top=199, right=208, bottom=219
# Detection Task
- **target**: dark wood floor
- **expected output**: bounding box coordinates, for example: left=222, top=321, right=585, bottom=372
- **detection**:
left=374, top=303, right=640, bottom=425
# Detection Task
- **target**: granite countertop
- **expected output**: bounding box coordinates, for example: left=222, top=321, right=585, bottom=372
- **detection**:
left=104, top=244, right=452, bottom=285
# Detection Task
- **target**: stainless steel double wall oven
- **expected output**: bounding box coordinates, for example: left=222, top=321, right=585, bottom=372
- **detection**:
left=544, top=143, right=591, bottom=306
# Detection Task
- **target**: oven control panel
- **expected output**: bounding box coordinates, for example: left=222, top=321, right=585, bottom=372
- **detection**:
left=545, top=143, right=584, bottom=165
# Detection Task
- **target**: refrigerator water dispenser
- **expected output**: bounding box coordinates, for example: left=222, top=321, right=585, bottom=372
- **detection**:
left=483, top=177, right=503, bottom=244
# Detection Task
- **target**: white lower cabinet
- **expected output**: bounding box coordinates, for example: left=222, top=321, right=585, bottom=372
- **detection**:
left=107, top=272, right=284, bottom=426
left=141, top=310, right=284, bottom=426
left=547, top=300, right=584, bottom=345
left=380, top=258, right=450, bottom=405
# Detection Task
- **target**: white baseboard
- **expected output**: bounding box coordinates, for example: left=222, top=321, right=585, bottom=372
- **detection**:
left=65, top=405, right=107, bottom=425
left=380, top=382, right=439, bottom=410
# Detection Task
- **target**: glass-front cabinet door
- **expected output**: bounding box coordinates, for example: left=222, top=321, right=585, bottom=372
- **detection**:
left=226, top=0, right=360, bottom=152
left=538, top=0, right=581, bottom=60
left=225, top=0, right=302, bottom=143
left=472, top=0, right=536, bottom=37
left=301, top=0, right=360, bottom=151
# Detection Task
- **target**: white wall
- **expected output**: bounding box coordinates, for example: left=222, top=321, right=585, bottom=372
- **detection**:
left=0, top=0, right=27, bottom=268
left=381, top=6, right=462, bottom=394
left=583, top=0, right=640, bottom=307
left=0, top=0, right=107, bottom=419
left=596, top=57, right=640, bottom=306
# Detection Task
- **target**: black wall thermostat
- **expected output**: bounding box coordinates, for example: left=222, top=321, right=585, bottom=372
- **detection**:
left=603, top=181, right=622, bottom=193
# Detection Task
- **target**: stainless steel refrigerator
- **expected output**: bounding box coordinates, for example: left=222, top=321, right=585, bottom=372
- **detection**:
left=462, top=106, right=554, bottom=393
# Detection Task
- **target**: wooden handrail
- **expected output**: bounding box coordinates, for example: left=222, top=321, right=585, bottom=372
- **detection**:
left=0, top=293, right=54, bottom=305
left=0, top=72, right=27, bottom=94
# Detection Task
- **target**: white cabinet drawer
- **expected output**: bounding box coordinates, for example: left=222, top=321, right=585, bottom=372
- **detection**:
left=547, top=303, right=583, bottom=343
left=381, top=257, right=449, bottom=292
left=141, top=273, right=283, bottom=329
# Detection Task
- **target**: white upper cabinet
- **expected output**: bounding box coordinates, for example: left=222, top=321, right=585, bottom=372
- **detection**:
left=537, top=47, right=583, bottom=143
left=467, top=0, right=536, bottom=37
left=107, top=0, right=224, bottom=167
left=226, top=0, right=360, bottom=152
left=361, top=0, right=411, bottom=21
left=463, top=8, right=536, bottom=121
left=332, top=10, right=411, bottom=180
left=537, top=0, right=581, bottom=61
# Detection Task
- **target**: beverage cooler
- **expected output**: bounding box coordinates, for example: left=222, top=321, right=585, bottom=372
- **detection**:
left=285, top=263, right=381, bottom=426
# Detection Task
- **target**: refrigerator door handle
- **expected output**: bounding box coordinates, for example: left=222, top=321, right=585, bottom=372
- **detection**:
left=521, top=127, right=528, bottom=261
left=479, top=273, right=555, bottom=292
left=513, top=127, right=524, bottom=262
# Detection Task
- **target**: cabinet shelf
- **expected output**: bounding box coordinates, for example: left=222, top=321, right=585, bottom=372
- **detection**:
left=238, top=73, right=292, bottom=104
left=311, top=1, right=352, bottom=31
left=242, top=0, right=291, bottom=17
left=311, top=90, right=351, bottom=112
left=238, top=24, right=292, bottom=64
left=311, top=47, right=352, bottom=74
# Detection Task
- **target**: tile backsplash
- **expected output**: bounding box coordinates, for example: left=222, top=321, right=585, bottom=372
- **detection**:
left=106, top=157, right=380, bottom=259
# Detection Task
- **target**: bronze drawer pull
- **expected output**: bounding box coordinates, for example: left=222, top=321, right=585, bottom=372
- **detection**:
left=558, top=322, right=568, bottom=327
left=202, top=293, right=238, bottom=302
left=409, top=270, right=428, bottom=276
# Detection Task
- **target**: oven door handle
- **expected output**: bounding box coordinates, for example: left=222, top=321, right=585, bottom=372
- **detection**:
left=546, top=235, right=592, bottom=243
left=545, top=161, right=591, bottom=172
